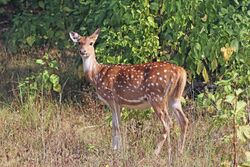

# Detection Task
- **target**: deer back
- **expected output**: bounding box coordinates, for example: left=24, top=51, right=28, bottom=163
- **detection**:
left=95, top=62, right=186, bottom=109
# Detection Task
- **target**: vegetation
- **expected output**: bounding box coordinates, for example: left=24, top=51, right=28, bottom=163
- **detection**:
left=0, top=0, right=249, bottom=166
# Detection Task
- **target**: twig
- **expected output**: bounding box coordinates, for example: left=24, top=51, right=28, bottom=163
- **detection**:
left=233, top=94, right=238, bottom=167
left=59, top=78, right=69, bottom=105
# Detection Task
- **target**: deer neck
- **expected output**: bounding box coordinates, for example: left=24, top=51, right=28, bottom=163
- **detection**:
left=81, top=54, right=101, bottom=85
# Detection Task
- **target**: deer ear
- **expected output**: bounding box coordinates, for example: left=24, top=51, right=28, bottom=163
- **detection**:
left=69, top=32, right=80, bottom=43
left=90, top=28, right=100, bottom=42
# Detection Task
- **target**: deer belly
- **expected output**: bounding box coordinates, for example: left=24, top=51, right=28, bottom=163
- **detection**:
left=117, top=94, right=151, bottom=109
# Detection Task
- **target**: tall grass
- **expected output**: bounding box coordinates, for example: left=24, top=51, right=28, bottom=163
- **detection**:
left=0, top=96, right=230, bottom=167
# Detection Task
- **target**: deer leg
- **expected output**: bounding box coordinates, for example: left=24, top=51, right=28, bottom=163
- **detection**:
left=153, top=105, right=172, bottom=166
left=110, top=104, right=122, bottom=151
left=170, top=99, right=188, bottom=154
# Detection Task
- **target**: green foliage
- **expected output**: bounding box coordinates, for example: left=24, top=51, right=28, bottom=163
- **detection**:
left=18, top=53, right=61, bottom=103
left=105, top=108, right=153, bottom=127
left=0, top=0, right=11, bottom=5
left=94, top=0, right=160, bottom=64
left=122, top=109, right=153, bottom=122
left=158, top=0, right=250, bottom=82
left=197, top=55, right=250, bottom=164
left=4, top=0, right=84, bottom=52
left=4, top=0, right=250, bottom=82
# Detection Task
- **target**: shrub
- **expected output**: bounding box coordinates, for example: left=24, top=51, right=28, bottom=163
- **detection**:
left=3, top=0, right=250, bottom=82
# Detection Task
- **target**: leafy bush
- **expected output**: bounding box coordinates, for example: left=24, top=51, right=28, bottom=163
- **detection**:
left=18, top=53, right=61, bottom=103
left=4, top=0, right=250, bottom=82
left=197, top=54, right=250, bottom=165
left=4, top=0, right=84, bottom=52
left=158, top=0, right=250, bottom=82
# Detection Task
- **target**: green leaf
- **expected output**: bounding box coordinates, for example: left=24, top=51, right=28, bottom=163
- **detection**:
left=63, top=7, right=72, bottom=12
left=235, top=88, right=243, bottom=96
left=36, top=59, right=45, bottom=65
left=211, top=59, right=218, bottom=72
left=26, top=36, right=36, bottom=47
left=220, top=8, right=228, bottom=15
left=230, top=39, right=239, bottom=53
left=43, top=53, right=49, bottom=60
left=196, top=61, right=203, bottom=75
left=194, top=43, right=201, bottom=51
left=225, top=94, right=235, bottom=104
left=202, top=67, right=209, bottom=83
left=42, top=70, right=49, bottom=81
left=49, top=74, right=59, bottom=85
left=216, top=99, right=222, bottom=110
left=30, top=82, right=38, bottom=91
left=49, top=60, right=59, bottom=69
left=79, top=0, right=91, bottom=5
left=150, top=2, right=159, bottom=13
left=208, top=93, right=215, bottom=101
left=38, top=1, right=45, bottom=9
left=147, top=16, right=156, bottom=27
left=224, top=85, right=232, bottom=94
left=236, top=100, right=246, bottom=112
left=216, top=79, right=230, bottom=86
left=53, top=83, right=61, bottom=93
left=234, top=0, right=239, bottom=5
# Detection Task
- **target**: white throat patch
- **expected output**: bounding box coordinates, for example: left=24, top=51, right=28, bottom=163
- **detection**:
left=83, top=57, right=93, bottom=72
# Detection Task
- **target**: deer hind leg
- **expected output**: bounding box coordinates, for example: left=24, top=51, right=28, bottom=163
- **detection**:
left=170, top=99, right=188, bottom=154
left=152, top=103, right=172, bottom=166
left=110, top=104, right=122, bottom=151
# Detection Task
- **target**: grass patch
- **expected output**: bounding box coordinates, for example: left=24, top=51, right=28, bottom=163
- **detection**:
left=0, top=98, right=231, bottom=167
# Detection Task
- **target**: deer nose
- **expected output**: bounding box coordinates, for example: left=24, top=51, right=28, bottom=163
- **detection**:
left=79, top=49, right=86, bottom=55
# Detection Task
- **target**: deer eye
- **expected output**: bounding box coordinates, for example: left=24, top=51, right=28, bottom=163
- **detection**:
left=90, top=42, right=93, bottom=46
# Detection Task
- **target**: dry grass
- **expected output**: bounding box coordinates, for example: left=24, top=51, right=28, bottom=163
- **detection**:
left=0, top=99, right=226, bottom=167
left=0, top=47, right=244, bottom=167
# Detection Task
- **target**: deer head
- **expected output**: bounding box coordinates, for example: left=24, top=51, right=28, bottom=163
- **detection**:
left=69, top=28, right=100, bottom=59
left=69, top=28, right=100, bottom=73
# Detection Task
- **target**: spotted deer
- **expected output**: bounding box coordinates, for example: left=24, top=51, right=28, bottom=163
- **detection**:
left=69, top=28, right=188, bottom=166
